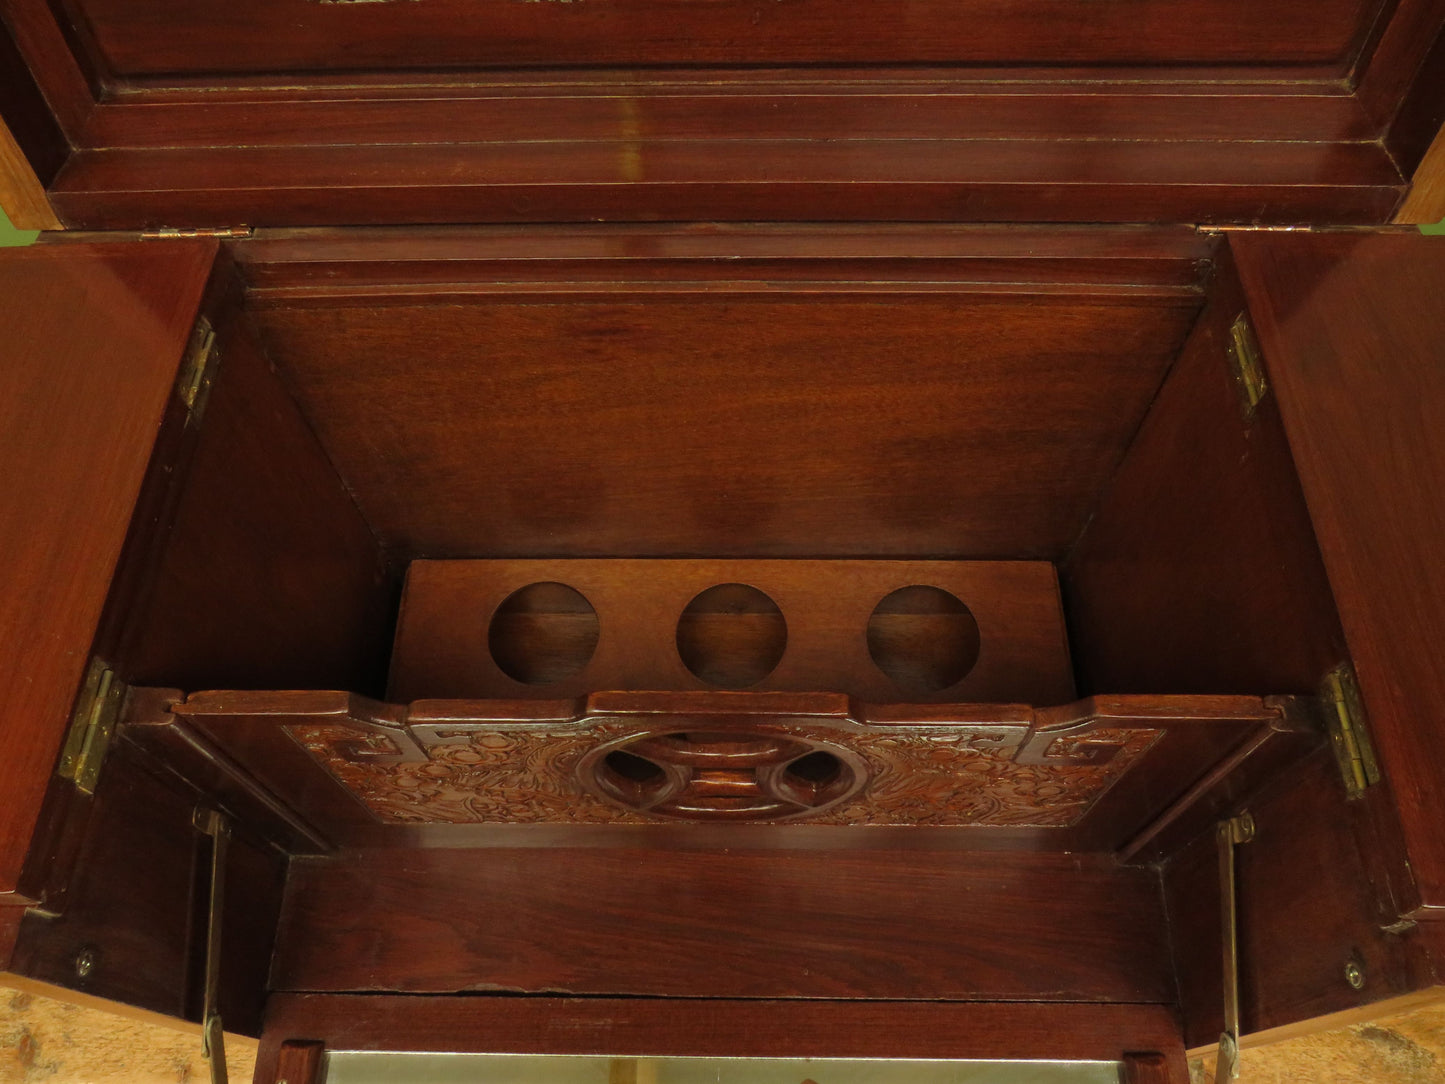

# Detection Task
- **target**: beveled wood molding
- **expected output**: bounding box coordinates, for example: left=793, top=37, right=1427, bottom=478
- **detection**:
left=0, top=115, right=61, bottom=231
left=1396, top=123, right=1445, bottom=223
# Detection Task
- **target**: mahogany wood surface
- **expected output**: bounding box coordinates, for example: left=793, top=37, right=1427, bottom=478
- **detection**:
left=49, top=138, right=1405, bottom=230
left=1230, top=231, right=1445, bottom=917
left=1063, top=246, right=1349, bottom=698
left=8, top=738, right=285, bottom=1037
left=170, top=688, right=1279, bottom=851
left=233, top=222, right=1217, bottom=293
left=0, top=239, right=214, bottom=903
left=253, top=281, right=1200, bottom=561
left=255, top=996, right=1188, bottom=1081
left=390, top=558, right=1074, bottom=705
left=84, top=83, right=1381, bottom=150
left=112, top=284, right=396, bottom=697
left=0, top=0, right=96, bottom=140
left=270, top=1041, right=324, bottom=1084
left=1164, top=749, right=1435, bottom=1048
left=68, top=0, right=1378, bottom=76
left=272, top=847, right=1172, bottom=1001
left=0, top=20, right=66, bottom=187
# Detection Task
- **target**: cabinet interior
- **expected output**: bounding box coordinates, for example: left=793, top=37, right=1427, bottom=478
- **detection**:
left=12, top=224, right=1385, bottom=1061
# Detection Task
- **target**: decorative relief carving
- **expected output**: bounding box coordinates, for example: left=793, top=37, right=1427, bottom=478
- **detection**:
left=289, top=715, right=1162, bottom=828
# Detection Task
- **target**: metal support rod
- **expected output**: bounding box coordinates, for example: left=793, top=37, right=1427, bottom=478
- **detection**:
left=1215, top=811, right=1255, bottom=1084
left=196, top=808, right=230, bottom=1084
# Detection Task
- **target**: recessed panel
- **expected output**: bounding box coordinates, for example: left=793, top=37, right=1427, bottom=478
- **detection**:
left=72, top=0, right=1377, bottom=77
left=256, top=295, right=1198, bottom=560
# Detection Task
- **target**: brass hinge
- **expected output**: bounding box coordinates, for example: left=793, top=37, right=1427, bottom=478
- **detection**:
left=1226, top=312, right=1269, bottom=420
left=140, top=226, right=253, bottom=240
left=57, top=658, right=126, bottom=795
left=177, top=315, right=219, bottom=423
left=1322, top=662, right=1381, bottom=800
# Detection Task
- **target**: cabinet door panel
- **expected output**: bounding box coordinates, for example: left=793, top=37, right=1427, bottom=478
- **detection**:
left=1232, top=231, right=1445, bottom=919
left=0, top=239, right=215, bottom=903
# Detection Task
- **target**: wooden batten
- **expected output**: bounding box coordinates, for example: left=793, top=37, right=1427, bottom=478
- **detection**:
left=0, top=114, right=60, bottom=231
left=1397, top=123, right=1445, bottom=222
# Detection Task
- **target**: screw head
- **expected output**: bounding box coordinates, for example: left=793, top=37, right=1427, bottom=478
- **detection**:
left=1345, top=959, right=1365, bottom=990
left=74, top=947, right=96, bottom=979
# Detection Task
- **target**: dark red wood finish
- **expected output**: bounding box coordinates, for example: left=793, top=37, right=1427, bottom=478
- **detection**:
left=1164, top=749, right=1437, bottom=1049
left=111, top=279, right=396, bottom=697
left=0, top=240, right=214, bottom=904
left=249, top=256, right=1201, bottom=561
left=1230, top=231, right=1445, bottom=919
left=391, top=558, right=1074, bottom=705
left=272, top=847, right=1172, bottom=1002
left=1063, top=245, right=1349, bottom=699
left=256, top=996, right=1189, bottom=1082
left=7, top=737, right=286, bottom=1037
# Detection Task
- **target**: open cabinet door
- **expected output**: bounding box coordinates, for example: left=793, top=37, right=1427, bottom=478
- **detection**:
left=0, top=240, right=228, bottom=1022
left=1231, top=232, right=1445, bottom=927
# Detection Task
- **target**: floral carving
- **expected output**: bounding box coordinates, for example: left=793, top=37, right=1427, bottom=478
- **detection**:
left=290, top=721, right=1161, bottom=828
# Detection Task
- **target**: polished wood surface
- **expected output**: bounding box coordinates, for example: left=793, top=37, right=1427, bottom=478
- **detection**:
left=1064, top=246, right=1349, bottom=698
left=1165, top=749, right=1435, bottom=1049
left=270, top=1041, right=324, bottom=1084
left=169, top=688, right=1279, bottom=850
left=0, top=240, right=214, bottom=903
left=1230, top=231, right=1445, bottom=918
left=391, top=558, right=1074, bottom=704
left=273, top=847, right=1172, bottom=1001
left=51, top=137, right=1405, bottom=230
left=69, top=0, right=1379, bottom=76
left=113, top=291, right=396, bottom=697
left=258, top=996, right=1187, bottom=1080
left=252, top=266, right=1200, bottom=560
left=8, top=738, right=285, bottom=1037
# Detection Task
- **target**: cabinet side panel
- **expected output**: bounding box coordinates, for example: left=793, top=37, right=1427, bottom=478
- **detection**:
left=116, top=299, right=396, bottom=695
left=0, top=240, right=215, bottom=900
left=1230, top=231, right=1445, bottom=916
left=1063, top=248, right=1348, bottom=697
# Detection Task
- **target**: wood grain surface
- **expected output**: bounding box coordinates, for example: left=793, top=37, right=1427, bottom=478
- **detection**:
left=1064, top=245, right=1349, bottom=698
left=113, top=293, right=395, bottom=697
left=254, top=288, right=1199, bottom=560
left=390, top=558, right=1074, bottom=704
left=1230, top=231, right=1445, bottom=917
left=273, top=849, right=1173, bottom=1000
left=0, top=240, right=214, bottom=903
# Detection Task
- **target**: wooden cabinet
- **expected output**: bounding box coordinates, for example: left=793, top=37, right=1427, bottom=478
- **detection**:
left=2, top=0, right=1445, bottom=1079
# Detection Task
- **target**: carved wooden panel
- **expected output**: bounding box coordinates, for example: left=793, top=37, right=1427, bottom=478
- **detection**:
left=269, top=692, right=1278, bottom=828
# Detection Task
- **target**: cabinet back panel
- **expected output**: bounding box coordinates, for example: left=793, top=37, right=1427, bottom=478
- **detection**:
left=253, top=293, right=1199, bottom=560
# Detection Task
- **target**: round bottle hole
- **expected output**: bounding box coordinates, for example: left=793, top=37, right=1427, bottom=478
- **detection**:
left=488, top=581, right=600, bottom=686
left=676, top=583, right=787, bottom=689
left=866, top=585, right=980, bottom=695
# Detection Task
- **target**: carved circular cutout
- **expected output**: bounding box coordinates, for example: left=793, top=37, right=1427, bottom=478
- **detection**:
left=580, top=727, right=866, bottom=821
left=488, top=581, right=600, bottom=686
left=675, top=583, right=787, bottom=689
left=866, top=585, right=980, bottom=695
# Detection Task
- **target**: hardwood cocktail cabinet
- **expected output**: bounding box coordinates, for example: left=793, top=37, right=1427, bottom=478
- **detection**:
left=3, top=0, right=1445, bottom=1078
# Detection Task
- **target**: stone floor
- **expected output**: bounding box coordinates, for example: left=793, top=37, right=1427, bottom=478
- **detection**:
left=3, top=983, right=1444, bottom=1083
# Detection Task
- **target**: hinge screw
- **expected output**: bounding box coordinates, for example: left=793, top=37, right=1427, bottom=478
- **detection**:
left=1345, top=959, right=1366, bottom=989
left=74, top=947, right=96, bottom=979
